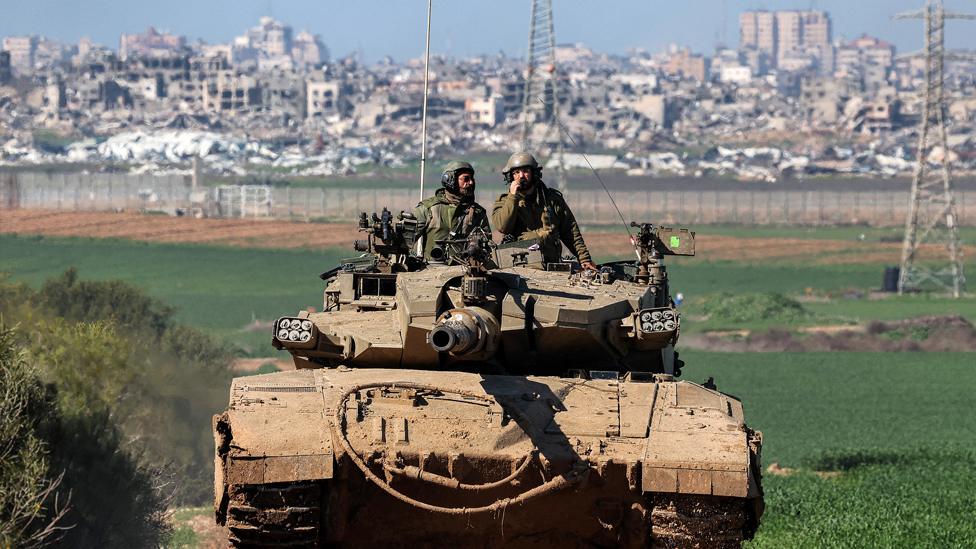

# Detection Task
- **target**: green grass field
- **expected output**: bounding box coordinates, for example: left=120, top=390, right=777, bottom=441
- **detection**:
left=681, top=351, right=976, bottom=466
left=682, top=351, right=976, bottom=548
left=583, top=223, right=976, bottom=244
left=4, top=234, right=974, bottom=352
left=751, top=448, right=976, bottom=548
left=0, top=235, right=346, bottom=355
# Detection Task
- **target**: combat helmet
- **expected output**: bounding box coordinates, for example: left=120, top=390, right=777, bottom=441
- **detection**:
left=502, top=152, right=541, bottom=182
left=441, top=160, right=475, bottom=194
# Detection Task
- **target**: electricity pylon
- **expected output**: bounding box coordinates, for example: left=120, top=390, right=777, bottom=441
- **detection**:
left=520, top=0, right=566, bottom=190
left=895, top=0, right=972, bottom=297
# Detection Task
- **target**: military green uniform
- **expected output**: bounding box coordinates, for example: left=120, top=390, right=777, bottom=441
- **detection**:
left=414, top=189, right=491, bottom=260
left=492, top=183, right=592, bottom=264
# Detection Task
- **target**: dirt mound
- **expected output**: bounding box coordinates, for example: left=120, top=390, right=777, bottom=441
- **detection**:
left=689, top=315, right=976, bottom=352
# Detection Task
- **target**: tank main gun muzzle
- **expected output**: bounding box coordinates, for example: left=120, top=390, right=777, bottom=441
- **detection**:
left=428, top=307, right=499, bottom=360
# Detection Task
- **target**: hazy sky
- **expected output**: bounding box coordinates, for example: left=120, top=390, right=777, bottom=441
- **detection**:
left=2, top=1, right=974, bottom=62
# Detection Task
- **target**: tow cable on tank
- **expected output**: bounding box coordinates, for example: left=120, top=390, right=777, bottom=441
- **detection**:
left=330, top=381, right=591, bottom=515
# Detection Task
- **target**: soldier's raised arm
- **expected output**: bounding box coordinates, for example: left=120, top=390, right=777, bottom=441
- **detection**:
left=492, top=192, right=519, bottom=235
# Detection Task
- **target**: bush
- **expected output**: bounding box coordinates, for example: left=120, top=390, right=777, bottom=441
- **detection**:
left=0, top=326, right=68, bottom=548
left=700, top=292, right=810, bottom=324
left=1, top=322, right=173, bottom=548
left=35, top=268, right=173, bottom=339
left=48, top=411, right=171, bottom=548
left=2, top=270, right=234, bottom=506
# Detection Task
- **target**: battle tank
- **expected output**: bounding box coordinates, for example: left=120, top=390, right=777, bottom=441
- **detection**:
left=213, top=209, right=764, bottom=548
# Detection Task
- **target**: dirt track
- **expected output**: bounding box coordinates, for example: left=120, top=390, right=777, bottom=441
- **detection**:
left=1, top=209, right=967, bottom=264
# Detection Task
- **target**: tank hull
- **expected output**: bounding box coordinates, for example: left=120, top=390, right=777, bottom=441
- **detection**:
left=214, top=368, right=763, bottom=547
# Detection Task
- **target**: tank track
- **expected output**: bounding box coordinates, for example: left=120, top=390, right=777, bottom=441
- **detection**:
left=226, top=482, right=322, bottom=548
left=648, top=494, right=749, bottom=549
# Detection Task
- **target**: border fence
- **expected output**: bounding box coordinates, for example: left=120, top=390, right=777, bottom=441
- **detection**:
left=1, top=171, right=973, bottom=227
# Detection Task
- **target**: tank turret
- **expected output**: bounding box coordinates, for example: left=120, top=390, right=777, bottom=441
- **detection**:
left=215, top=211, right=764, bottom=547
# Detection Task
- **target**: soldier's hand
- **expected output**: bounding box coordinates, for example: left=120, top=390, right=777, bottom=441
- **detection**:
left=580, top=260, right=599, bottom=271
left=509, top=180, right=521, bottom=196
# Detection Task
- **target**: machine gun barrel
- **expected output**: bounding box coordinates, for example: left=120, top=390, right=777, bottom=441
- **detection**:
left=428, top=307, right=499, bottom=359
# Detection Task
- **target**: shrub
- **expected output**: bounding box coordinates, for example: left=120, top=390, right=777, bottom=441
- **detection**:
left=2, top=270, right=234, bottom=506
left=700, top=292, right=810, bottom=324
left=0, top=325, right=69, bottom=548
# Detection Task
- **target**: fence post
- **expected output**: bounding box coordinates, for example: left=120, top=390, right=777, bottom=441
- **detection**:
left=816, top=190, right=822, bottom=226
left=749, top=189, right=756, bottom=225
left=765, top=191, right=772, bottom=225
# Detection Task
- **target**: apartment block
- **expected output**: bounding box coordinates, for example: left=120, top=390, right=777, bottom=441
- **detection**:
left=739, top=10, right=833, bottom=74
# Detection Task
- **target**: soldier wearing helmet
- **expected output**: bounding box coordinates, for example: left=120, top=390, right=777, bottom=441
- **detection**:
left=492, top=152, right=596, bottom=270
left=414, top=160, right=492, bottom=261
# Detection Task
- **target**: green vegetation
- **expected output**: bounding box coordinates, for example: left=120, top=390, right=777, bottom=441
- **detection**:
left=667, top=260, right=880, bottom=295
left=2, top=223, right=973, bottom=547
left=681, top=351, right=976, bottom=465
left=0, top=322, right=172, bottom=548
left=31, top=130, right=84, bottom=153
left=1, top=235, right=345, bottom=355
left=750, top=448, right=976, bottom=549
left=3, top=234, right=972, bottom=350
left=803, top=295, right=976, bottom=324
left=583, top=223, right=976, bottom=243
left=682, top=351, right=976, bottom=548
left=0, top=270, right=236, bottom=546
left=698, top=292, right=812, bottom=325
left=681, top=290, right=976, bottom=332
left=166, top=508, right=209, bottom=548
left=0, top=326, right=67, bottom=547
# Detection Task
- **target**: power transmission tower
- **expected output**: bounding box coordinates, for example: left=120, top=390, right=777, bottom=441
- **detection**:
left=895, top=0, right=973, bottom=297
left=520, top=0, right=566, bottom=191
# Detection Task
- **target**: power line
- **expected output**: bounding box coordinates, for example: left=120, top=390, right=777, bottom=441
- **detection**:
left=520, top=0, right=566, bottom=192
left=894, top=0, right=970, bottom=297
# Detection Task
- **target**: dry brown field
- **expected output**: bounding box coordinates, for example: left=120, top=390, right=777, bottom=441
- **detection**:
left=2, top=209, right=967, bottom=264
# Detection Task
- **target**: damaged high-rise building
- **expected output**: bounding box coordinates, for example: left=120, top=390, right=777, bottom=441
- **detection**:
left=740, top=10, right=833, bottom=74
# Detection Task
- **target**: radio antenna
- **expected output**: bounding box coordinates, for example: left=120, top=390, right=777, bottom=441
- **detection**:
left=418, top=0, right=433, bottom=202
left=542, top=97, right=641, bottom=260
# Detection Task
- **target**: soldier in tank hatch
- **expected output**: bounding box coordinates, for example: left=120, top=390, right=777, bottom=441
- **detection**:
left=492, top=151, right=597, bottom=270
left=414, top=160, right=492, bottom=261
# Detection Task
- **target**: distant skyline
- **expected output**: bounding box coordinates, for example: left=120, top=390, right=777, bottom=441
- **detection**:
left=2, top=0, right=974, bottom=62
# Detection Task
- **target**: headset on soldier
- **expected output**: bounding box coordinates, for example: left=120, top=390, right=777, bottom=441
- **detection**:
left=439, top=161, right=477, bottom=239
left=441, top=161, right=475, bottom=195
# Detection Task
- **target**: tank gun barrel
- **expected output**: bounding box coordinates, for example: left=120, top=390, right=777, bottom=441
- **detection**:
left=428, top=307, right=499, bottom=359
